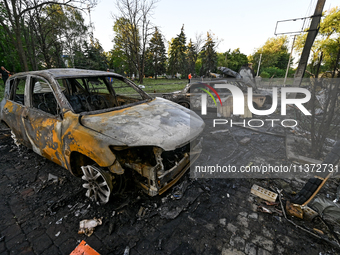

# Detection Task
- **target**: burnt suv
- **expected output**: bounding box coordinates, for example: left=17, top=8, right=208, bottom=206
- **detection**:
left=0, top=69, right=204, bottom=204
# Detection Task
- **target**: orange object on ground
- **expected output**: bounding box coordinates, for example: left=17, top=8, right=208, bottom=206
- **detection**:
left=70, top=240, right=100, bottom=255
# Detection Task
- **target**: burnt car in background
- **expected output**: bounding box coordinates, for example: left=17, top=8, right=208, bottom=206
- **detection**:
left=162, top=80, right=271, bottom=110
left=161, top=67, right=273, bottom=111
left=0, top=69, right=204, bottom=204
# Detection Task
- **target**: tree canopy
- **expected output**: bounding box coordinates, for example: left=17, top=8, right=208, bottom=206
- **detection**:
left=249, top=35, right=290, bottom=77
left=199, top=32, right=218, bottom=76
left=168, top=25, right=187, bottom=76
left=217, top=48, right=248, bottom=72
left=295, top=6, right=340, bottom=76
left=0, top=0, right=95, bottom=72
left=144, top=27, right=167, bottom=78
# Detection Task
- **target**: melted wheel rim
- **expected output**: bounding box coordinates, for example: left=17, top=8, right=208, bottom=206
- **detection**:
left=81, top=165, right=113, bottom=204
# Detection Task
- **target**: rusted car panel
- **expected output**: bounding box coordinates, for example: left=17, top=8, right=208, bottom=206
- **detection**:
left=0, top=69, right=204, bottom=204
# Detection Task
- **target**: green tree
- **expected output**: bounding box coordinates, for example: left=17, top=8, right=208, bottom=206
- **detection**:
left=73, top=39, right=107, bottom=70
left=113, top=0, right=157, bottom=83
left=186, top=39, right=198, bottom=75
left=250, top=35, right=290, bottom=75
left=0, top=0, right=94, bottom=71
left=29, top=4, right=88, bottom=69
left=217, top=48, right=248, bottom=72
left=145, top=28, right=167, bottom=79
left=295, top=6, right=340, bottom=76
left=168, top=25, right=187, bottom=76
left=0, top=21, right=21, bottom=72
left=199, top=32, right=217, bottom=76
left=112, top=17, right=138, bottom=77
left=107, top=48, right=129, bottom=75
left=294, top=7, right=340, bottom=158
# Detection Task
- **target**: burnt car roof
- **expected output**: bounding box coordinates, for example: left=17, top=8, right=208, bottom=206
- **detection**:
left=10, top=68, right=124, bottom=79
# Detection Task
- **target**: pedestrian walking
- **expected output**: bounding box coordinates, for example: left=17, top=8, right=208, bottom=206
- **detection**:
left=188, top=73, right=192, bottom=83
left=0, top=66, right=10, bottom=85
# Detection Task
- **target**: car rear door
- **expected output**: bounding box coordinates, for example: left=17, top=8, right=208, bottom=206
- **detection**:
left=2, top=76, right=32, bottom=148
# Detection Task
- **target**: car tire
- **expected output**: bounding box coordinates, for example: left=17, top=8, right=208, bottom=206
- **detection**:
left=178, top=101, right=191, bottom=109
left=81, top=164, right=113, bottom=204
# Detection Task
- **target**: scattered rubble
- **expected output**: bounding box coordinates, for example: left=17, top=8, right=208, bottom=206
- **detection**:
left=78, top=218, right=103, bottom=237
left=0, top=108, right=339, bottom=254
left=239, top=137, right=251, bottom=145
left=251, top=184, right=278, bottom=202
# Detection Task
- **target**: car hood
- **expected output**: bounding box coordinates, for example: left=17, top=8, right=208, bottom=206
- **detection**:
left=80, top=97, right=205, bottom=151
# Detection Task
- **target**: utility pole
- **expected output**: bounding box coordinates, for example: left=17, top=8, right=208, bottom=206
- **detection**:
left=284, top=35, right=296, bottom=86
left=293, top=0, right=326, bottom=87
left=256, top=54, right=262, bottom=76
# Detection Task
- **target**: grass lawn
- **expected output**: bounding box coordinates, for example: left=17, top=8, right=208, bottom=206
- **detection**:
left=134, top=78, right=187, bottom=93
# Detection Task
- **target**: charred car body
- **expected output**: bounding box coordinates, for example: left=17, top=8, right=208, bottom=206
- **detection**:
left=0, top=69, right=204, bottom=204
left=162, top=67, right=272, bottom=110
left=161, top=67, right=272, bottom=110
left=161, top=80, right=270, bottom=111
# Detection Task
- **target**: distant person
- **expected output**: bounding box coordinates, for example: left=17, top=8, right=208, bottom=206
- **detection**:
left=188, top=73, right=192, bottom=83
left=0, top=66, right=10, bottom=85
left=106, top=68, right=113, bottom=85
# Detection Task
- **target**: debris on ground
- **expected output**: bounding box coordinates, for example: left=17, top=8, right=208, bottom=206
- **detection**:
left=251, top=184, right=278, bottom=202
left=137, top=206, right=146, bottom=219
left=78, top=217, right=103, bottom=237
left=310, top=197, right=340, bottom=223
left=47, top=173, right=59, bottom=183
left=210, top=129, right=229, bottom=134
left=70, top=240, right=100, bottom=255
left=239, top=137, right=251, bottom=145
left=171, top=180, right=188, bottom=200
left=285, top=200, right=303, bottom=219
left=123, top=246, right=130, bottom=255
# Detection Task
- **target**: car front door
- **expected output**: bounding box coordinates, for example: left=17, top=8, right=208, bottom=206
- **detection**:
left=22, top=75, right=65, bottom=167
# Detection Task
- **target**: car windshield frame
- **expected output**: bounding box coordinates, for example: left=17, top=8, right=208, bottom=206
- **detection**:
left=55, top=75, right=152, bottom=115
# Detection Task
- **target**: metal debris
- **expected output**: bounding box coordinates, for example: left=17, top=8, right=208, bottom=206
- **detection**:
left=277, top=189, right=340, bottom=249
left=48, top=173, right=58, bottom=183
left=285, top=201, right=303, bottom=219
left=137, top=206, right=146, bottom=218
left=257, top=206, right=272, bottom=214
left=210, top=129, right=230, bottom=134
left=239, top=137, right=251, bottom=145
left=56, top=217, right=63, bottom=225
left=123, top=246, right=130, bottom=255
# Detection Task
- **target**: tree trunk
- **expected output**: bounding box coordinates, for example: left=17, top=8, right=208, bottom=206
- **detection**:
left=14, top=27, right=29, bottom=71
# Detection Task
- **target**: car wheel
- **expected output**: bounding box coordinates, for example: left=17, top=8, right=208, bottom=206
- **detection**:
left=178, top=101, right=190, bottom=109
left=81, top=165, right=113, bottom=204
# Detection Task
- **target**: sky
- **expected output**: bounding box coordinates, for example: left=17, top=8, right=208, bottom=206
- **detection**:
left=87, top=0, right=339, bottom=57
